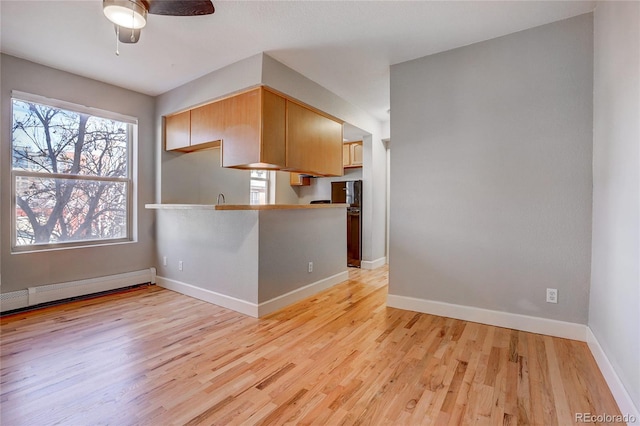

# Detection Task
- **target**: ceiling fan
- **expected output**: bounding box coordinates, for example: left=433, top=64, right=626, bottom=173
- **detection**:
left=103, top=0, right=214, bottom=53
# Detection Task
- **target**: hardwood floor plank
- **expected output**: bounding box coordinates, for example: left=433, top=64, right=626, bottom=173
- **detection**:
left=528, top=333, right=558, bottom=425
left=544, top=335, right=573, bottom=424
left=0, top=266, right=621, bottom=425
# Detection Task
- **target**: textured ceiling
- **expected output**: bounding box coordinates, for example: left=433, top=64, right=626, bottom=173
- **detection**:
left=1, top=1, right=595, bottom=122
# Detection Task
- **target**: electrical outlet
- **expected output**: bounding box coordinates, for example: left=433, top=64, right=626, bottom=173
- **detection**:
left=163, top=256, right=167, bottom=266
left=308, top=262, right=313, bottom=273
left=546, top=288, right=558, bottom=304
left=179, top=260, right=183, bottom=271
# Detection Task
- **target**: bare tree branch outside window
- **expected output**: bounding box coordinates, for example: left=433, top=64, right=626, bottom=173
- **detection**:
left=11, top=98, right=131, bottom=247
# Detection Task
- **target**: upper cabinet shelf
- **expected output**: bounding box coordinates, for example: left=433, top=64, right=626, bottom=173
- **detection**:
left=164, top=86, right=344, bottom=177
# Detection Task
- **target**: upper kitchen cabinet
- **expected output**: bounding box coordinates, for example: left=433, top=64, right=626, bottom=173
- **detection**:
left=165, top=110, right=190, bottom=151
left=289, top=172, right=311, bottom=186
left=165, top=104, right=223, bottom=152
left=223, top=88, right=343, bottom=176
left=222, top=87, right=286, bottom=169
left=343, top=141, right=363, bottom=168
left=190, top=101, right=224, bottom=147
left=287, top=101, right=343, bottom=176
left=165, top=86, right=344, bottom=176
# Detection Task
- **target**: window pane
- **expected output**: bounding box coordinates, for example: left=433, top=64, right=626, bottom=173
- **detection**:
left=250, top=170, right=268, bottom=179
left=12, top=99, right=129, bottom=178
left=250, top=189, right=266, bottom=205
left=249, top=170, right=271, bottom=205
left=250, top=180, right=267, bottom=205
left=15, top=176, right=128, bottom=246
left=250, top=180, right=266, bottom=189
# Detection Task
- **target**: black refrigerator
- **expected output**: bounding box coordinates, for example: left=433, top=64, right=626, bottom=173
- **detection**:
left=331, top=180, right=362, bottom=267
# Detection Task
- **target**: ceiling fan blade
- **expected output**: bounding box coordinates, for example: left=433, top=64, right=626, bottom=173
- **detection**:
left=147, top=0, right=214, bottom=16
left=115, top=25, right=142, bottom=43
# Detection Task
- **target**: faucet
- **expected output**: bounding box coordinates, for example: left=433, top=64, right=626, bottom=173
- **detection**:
left=216, top=193, right=225, bottom=205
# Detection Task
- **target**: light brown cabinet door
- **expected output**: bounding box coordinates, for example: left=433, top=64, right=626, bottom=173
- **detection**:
left=165, top=110, right=190, bottom=151
left=190, top=101, right=224, bottom=147
left=221, top=89, right=262, bottom=167
left=350, top=142, right=363, bottom=166
left=221, top=88, right=286, bottom=168
left=343, top=144, right=351, bottom=167
left=287, top=101, right=343, bottom=176
left=343, top=141, right=363, bottom=168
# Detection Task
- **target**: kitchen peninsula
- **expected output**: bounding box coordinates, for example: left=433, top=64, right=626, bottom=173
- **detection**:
left=146, top=203, right=349, bottom=317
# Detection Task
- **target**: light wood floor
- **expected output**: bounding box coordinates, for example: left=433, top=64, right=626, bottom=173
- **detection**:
left=1, top=266, right=620, bottom=425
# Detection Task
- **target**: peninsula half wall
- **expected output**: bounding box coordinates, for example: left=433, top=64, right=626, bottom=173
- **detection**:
left=148, top=204, right=348, bottom=317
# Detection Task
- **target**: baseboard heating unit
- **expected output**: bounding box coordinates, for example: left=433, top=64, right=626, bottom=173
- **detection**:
left=0, top=268, right=156, bottom=314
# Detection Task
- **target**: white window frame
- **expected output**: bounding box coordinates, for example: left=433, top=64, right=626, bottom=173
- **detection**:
left=10, top=91, right=138, bottom=253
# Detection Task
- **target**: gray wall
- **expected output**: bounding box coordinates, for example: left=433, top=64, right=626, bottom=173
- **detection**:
left=153, top=207, right=347, bottom=305
left=163, top=148, right=250, bottom=205
left=274, top=171, right=301, bottom=205
left=590, top=1, right=640, bottom=407
left=155, top=209, right=260, bottom=303
left=389, top=14, right=593, bottom=323
left=0, top=55, right=156, bottom=293
left=258, top=209, right=347, bottom=302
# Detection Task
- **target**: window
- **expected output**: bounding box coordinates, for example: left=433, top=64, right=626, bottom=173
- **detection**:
left=11, top=92, right=135, bottom=251
left=250, top=170, right=270, bottom=205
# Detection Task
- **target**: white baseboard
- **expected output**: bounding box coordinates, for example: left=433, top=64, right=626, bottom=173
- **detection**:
left=0, top=268, right=156, bottom=313
left=587, top=328, right=640, bottom=422
left=386, top=294, right=587, bottom=341
left=156, top=277, right=259, bottom=317
left=361, top=257, right=387, bottom=270
left=258, top=270, right=349, bottom=317
left=157, top=271, right=350, bottom=318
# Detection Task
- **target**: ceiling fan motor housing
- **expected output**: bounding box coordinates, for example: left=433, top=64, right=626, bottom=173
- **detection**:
left=103, top=0, right=215, bottom=48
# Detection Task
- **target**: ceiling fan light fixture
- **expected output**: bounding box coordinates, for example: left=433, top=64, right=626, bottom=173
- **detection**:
left=103, top=0, right=148, bottom=30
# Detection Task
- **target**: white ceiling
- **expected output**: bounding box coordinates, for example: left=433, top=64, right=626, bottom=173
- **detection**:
left=1, top=1, right=595, bottom=122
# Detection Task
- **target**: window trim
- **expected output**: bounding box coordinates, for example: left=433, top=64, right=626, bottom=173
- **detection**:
left=11, top=91, right=138, bottom=125
left=10, top=91, right=137, bottom=253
